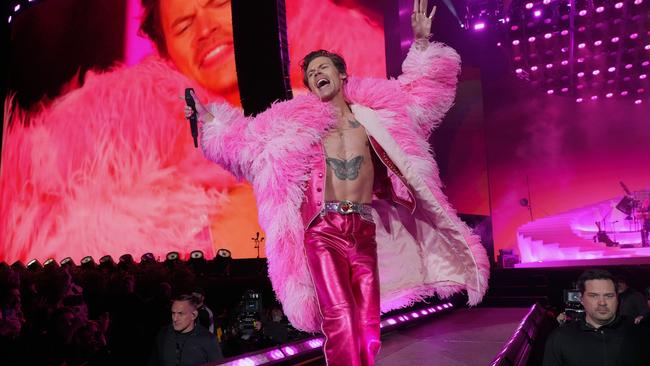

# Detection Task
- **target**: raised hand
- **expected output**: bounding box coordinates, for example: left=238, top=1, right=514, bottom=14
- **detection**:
left=412, top=0, right=436, bottom=40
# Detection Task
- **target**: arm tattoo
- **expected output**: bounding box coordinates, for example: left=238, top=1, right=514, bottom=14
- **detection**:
left=348, top=119, right=361, bottom=128
left=326, top=156, right=364, bottom=180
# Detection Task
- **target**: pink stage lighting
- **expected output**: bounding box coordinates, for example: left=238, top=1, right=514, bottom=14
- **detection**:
left=547, top=89, right=554, bottom=95
left=576, top=98, right=584, bottom=103
left=561, top=30, right=569, bottom=36
left=528, top=36, right=536, bottom=42
left=625, top=64, right=633, bottom=69
left=615, top=2, right=624, bottom=9
left=534, top=10, right=542, bottom=17
left=307, top=339, right=324, bottom=348
left=269, top=350, right=285, bottom=360
left=578, top=10, right=587, bottom=16
left=561, top=87, right=569, bottom=92
left=606, top=92, right=614, bottom=98
left=621, top=91, right=629, bottom=96
left=592, top=70, right=600, bottom=75
left=596, top=6, right=605, bottom=13
left=515, top=68, right=523, bottom=73
left=282, top=346, right=297, bottom=356
left=474, top=22, right=486, bottom=30
left=630, top=33, right=639, bottom=39
left=544, top=33, right=552, bottom=39
left=578, top=43, right=586, bottom=49
left=635, top=0, right=644, bottom=4
left=512, top=39, right=520, bottom=45
left=591, top=95, right=598, bottom=100
left=543, top=0, right=551, bottom=4
left=531, top=66, right=538, bottom=71
left=561, top=60, right=569, bottom=65
left=525, top=3, right=533, bottom=9
left=594, top=40, right=602, bottom=46
left=608, top=67, right=616, bottom=72
left=635, top=99, right=642, bottom=104
left=577, top=72, right=585, bottom=77
left=611, top=37, right=620, bottom=43
left=640, top=74, right=648, bottom=79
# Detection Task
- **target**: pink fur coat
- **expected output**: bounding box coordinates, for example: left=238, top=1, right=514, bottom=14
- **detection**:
left=201, top=42, right=490, bottom=332
left=1, top=57, right=236, bottom=263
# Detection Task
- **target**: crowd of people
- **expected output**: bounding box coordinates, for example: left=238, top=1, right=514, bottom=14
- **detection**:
left=0, top=257, right=307, bottom=366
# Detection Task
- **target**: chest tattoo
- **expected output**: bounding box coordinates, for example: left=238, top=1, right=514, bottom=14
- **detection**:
left=326, top=156, right=364, bottom=180
left=348, top=119, right=361, bottom=128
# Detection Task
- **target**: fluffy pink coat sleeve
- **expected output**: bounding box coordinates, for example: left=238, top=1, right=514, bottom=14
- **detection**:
left=398, top=42, right=461, bottom=138
left=199, top=103, right=255, bottom=181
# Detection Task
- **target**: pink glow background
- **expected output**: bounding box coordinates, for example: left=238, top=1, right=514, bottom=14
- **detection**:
left=485, top=92, right=650, bottom=258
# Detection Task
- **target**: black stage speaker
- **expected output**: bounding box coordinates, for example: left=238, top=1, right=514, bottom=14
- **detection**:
left=231, top=0, right=292, bottom=116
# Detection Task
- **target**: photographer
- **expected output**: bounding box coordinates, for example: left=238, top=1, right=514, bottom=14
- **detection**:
left=543, top=269, right=650, bottom=366
left=148, top=294, right=222, bottom=366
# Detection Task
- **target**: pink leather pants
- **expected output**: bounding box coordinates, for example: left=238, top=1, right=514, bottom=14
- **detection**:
left=304, top=211, right=381, bottom=366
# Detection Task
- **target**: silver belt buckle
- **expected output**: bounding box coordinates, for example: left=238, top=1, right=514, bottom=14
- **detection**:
left=338, top=200, right=355, bottom=215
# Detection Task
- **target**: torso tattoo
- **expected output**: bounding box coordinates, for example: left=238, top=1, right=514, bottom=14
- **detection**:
left=325, top=118, right=367, bottom=181
left=326, top=156, right=364, bottom=180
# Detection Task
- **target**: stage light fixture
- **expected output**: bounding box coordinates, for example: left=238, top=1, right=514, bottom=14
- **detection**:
left=11, top=261, right=25, bottom=271
left=635, top=99, right=642, bottom=104
left=43, top=258, right=58, bottom=268
left=81, top=256, right=96, bottom=268
left=166, top=251, right=180, bottom=261
left=60, top=257, right=75, bottom=267
left=99, top=255, right=115, bottom=269
left=26, top=259, right=42, bottom=271
left=474, top=22, right=486, bottom=30
left=615, top=2, right=624, bottom=9
left=141, top=252, right=156, bottom=263
left=119, top=254, right=135, bottom=268
left=217, top=249, right=232, bottom=258
left=190, top=250, right=204, bottom=260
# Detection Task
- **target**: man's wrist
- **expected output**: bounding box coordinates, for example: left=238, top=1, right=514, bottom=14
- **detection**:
left=414, top=37, right=430, bottom=50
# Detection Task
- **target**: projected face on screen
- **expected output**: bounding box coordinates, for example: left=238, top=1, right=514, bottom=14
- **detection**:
left=159, top=0, right=238, bottom=103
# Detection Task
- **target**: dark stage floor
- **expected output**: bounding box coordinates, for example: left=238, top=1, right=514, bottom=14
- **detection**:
left=303, top=307, right=529, bottom=366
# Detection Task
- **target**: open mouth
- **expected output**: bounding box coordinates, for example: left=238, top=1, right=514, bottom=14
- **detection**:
left=198, top=43, right=233, bottom=69
left=316, top=78, right=330, bottom=89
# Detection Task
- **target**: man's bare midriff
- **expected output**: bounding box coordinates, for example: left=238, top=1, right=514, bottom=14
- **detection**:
left=322, top=117, right=374, bottom=204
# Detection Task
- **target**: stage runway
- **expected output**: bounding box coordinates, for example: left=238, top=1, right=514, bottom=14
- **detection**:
left=304, top=307, right=529, bottom=366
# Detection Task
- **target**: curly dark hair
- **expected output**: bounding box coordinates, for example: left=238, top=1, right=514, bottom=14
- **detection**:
left=139, top=0, right=168, bottom=57
left=577, top=269, right=617, bottom=294
left=300, top=50, right=348, bottom=88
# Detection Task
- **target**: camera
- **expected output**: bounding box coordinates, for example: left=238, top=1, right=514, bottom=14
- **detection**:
left=563, top=289, right=585, bottom=320
left=237, top=290, right=263, bottom=337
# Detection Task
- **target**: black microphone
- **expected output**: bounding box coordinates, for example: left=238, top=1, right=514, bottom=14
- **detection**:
left=184, top=88, right=199, bottom=148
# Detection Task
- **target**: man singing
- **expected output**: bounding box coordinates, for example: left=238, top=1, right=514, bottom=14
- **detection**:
left=186, top=0, right=489, bottom=364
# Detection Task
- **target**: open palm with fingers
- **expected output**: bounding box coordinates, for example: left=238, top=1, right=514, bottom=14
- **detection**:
left=412, top=0, right=436, bottom=40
